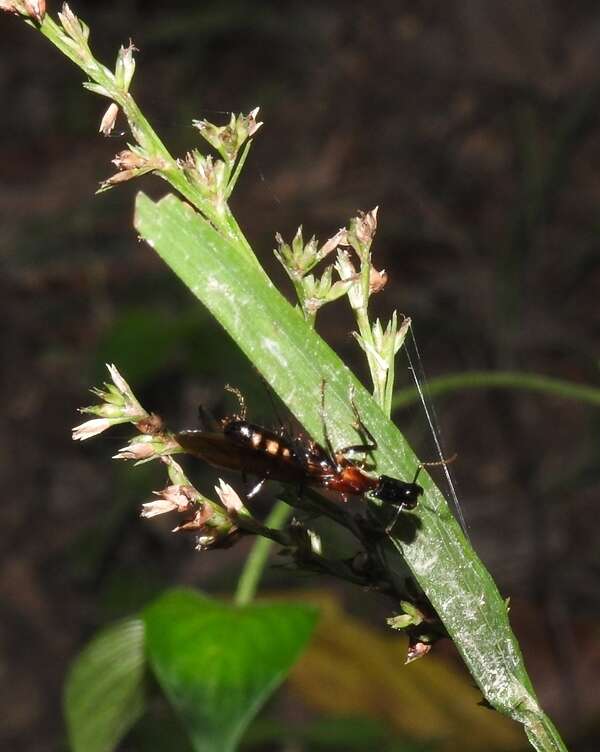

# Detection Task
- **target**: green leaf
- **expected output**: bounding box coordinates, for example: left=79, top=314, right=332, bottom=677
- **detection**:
left=134, top=192, right=567, bottom=752
left=143, top=589, right=318, bottom=752
left=64, top=618, right=146, bottom=752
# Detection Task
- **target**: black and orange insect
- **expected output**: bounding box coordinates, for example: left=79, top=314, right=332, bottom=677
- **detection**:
left=175, top=385, right=424, bottom=510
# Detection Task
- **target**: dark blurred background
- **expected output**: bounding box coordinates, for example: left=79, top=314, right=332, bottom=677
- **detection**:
left=1, top=1, right=599, bottom=750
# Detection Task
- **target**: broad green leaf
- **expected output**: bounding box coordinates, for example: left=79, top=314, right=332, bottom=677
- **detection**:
left=143, top=589, right=318, bottom=752
left=64, top=618, right=146, bottom=752
left=134, top=192, right=566, bottom=752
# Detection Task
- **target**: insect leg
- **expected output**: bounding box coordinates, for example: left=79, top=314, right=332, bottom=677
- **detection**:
left=385, top=503, right=405, bottom=534
left=319, top=379, right=337, bottom=462
left=336, top=390, right=377, bottom=458
left=246, top=476, right=267, bottom=499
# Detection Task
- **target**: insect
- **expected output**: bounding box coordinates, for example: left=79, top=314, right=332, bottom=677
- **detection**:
left=175, top=386, right=311, bottom=498
left=175, top=385, right=425, bottom=511
left=298, top=385, right=423, bottom=509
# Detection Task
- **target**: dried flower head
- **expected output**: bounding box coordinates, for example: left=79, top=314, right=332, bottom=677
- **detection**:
left=369, top=266, right=388, bottom=294
left=112, top=149, right=149, bottom=171
left=101, top=148, right=164, bottom=190
left=136, top=413, right=164, bottom=435
left=406, top=639, right=432, bottom=664
left=192, top=108, right=263, bottom=164
left=181, top=151, right=227, bottom=201
left=352, top=207, right=379, bottom=250
left=141, top=484, right=197, bottom=518
left=172, top=504, right=214, bottom=533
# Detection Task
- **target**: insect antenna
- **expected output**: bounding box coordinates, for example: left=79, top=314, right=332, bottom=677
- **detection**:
left=412, top=454, right=458, bottom=484
left=224, top=384, right=247, bottom=421
left=403, top=327, right=469, bottom=538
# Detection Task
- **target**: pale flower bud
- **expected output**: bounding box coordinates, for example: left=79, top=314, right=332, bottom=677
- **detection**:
left=58, top=3, right=90, bottom=46
left=72, top=417, right=112, bottom=441
left=141, top=498, right=179, bottom=519
left=335, top=249, right=362, bottom=310
left=99, top=103, right=119, bottom=135
left=246, top=107, right=263, bottom=137
left=72, top=363, right=151, bottom=440
left=394, top=315, right=412, bottom=353
left=214, top=479, right=244, bottom=514
left=318, top=228, right=347, bottom=261
left=112, top=434, right=180, bottom=463
left=79, top=363, right=148, bottom=424
left=113, top=441, right=157, bottom=461
left=115, top=41, right=136, bottom=92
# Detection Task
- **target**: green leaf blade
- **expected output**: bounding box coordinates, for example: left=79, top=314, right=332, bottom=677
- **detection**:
left=134, top=192, right=567, bottom=751
left=64, top=618, right=146, bottom=752
left=143, top=589, right=318, bottom=752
